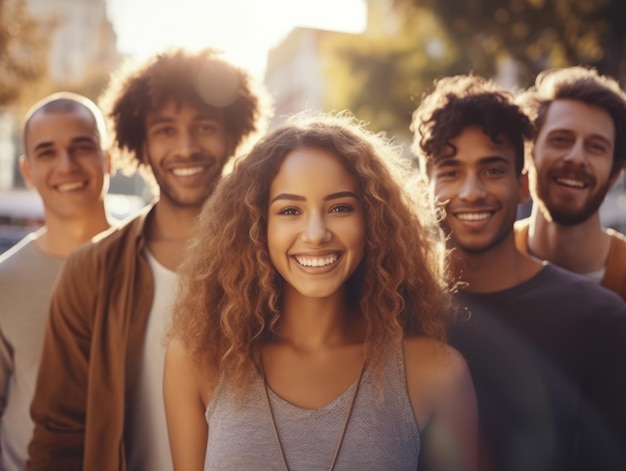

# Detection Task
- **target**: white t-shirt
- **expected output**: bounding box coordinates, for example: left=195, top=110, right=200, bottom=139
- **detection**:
left=127, top=249, right=178, bottom=471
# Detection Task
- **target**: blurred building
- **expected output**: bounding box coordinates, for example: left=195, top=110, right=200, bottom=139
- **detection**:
left=0, top=0, right=149, bottom=253
left=264, top=27, right=357, bottom=128
left=27, top=0, right=119, bottom=87
left=0, top=0, right=121, bottom=192
left=264, top=0, right=402, bottom=129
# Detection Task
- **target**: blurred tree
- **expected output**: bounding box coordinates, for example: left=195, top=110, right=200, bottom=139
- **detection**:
left=394, top=0, right=626, bottom=85
left=322, top=6, right=460, bottom=142
left=0, top=0, right=48, bottom=108
left=322, top=0, right=626, bottom=144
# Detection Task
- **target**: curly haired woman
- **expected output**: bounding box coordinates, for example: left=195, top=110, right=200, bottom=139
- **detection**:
left=164, top=113, right=477, bottom=470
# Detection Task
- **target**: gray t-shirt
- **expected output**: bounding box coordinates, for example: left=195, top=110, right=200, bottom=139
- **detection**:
left=205, top=342, right=420, bottom=470
left=0, top=234, right=64, bottom=471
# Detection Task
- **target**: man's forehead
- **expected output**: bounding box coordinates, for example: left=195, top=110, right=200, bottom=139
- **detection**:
left=27, top=109, right=99, bottom=140
left=147, top=99, right=223, bottom=120
left=543, top=99, right=615, bottom=138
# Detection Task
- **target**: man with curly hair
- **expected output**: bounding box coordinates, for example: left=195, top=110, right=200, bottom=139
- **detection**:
left=27, top=48, right=272, bottom=471
left=515, top=66, right=626, bottom=301
left=412, top=74, right=626, bottom=471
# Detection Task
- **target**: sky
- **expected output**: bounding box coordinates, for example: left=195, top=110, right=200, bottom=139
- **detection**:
left=106, top=0, right=367, bottom=79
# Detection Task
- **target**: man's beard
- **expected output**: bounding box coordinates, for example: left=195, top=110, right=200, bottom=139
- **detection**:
left=532, top=167, right=612, bottom=226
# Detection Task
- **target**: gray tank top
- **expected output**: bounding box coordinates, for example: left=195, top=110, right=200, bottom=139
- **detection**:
left=204, top=342, right=420, bottom=470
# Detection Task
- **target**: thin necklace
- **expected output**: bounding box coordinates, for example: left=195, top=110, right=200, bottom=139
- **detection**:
left=261, top=361, right=366, bottom=471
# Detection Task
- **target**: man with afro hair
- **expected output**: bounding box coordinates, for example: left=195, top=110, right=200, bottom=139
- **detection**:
left=28, top=48, right=272, bottom=471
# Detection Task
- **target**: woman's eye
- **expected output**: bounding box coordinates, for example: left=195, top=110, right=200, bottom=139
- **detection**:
left=278, top=206, right=300, bottom=216
left=330, top=204, right=352, bottom=213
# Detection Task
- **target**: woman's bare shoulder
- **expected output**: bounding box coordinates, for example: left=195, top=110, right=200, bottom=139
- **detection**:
left=403, top=336, right=473, bottom=406
left=165, top=338, right=220, bottom=406
left=404, top=336, right=467, bottom=374
left=403, top=336, right=478, bottom=470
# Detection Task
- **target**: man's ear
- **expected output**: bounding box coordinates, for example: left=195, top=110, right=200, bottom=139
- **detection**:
left=19, top=155, right=33, bottom=188
left=608, top=168, right=623, bottom=189
left=518, top=171, right=531, bottom=205
left=104, top=150, right=113, bottom=175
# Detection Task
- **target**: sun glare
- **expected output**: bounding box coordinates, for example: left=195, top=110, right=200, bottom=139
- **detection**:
left=107, top=0, right=367, bottom=78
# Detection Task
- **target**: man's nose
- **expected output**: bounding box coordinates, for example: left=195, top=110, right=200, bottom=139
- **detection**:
left=459, top=173, right=486, bottom=201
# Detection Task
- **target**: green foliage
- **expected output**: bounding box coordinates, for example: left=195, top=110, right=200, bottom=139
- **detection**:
left=322, top=8, right=459, bottom=142
left=322, top=0, right=626, bottom=144
left=394, top=0, right=626, bottom=84
left=0, top=0, right=47, bottom=108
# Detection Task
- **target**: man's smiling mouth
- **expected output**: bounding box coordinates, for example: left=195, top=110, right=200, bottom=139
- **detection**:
left=171, top=166, right=204, bottom=177
left=554, top=177, right=587, bottom=189
left=56, top=181, right=87, bottom=192
left=455, top=212, right=492, bottom=221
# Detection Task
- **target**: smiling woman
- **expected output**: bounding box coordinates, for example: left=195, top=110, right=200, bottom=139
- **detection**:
left=106, top=0, right=367, bottom=78
left=163, top=112, right=478, bottom=470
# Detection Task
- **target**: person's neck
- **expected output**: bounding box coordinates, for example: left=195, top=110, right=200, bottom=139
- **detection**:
left=452, top=233, right=542, bottom=293
left=35, top=205, right=111, bottom=257
left=527, top=205, right=610, bottom=274
left=275, top=290, right=363, bottom=352
left=145, top=199, right=203, bottom=271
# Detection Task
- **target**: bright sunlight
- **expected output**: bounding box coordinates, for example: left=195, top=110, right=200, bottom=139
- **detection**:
left=106, top=0, right=367, bottom=78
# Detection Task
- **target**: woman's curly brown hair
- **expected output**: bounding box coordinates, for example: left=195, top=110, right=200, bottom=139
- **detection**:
left=99, top=47, right=272, bottom=178
left=412, top=74, right=533, bottom=176
left=169, top=112, right=453, bottom=391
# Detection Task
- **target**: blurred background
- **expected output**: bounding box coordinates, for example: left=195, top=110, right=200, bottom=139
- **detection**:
left=1, top=0, right=625, bottom=253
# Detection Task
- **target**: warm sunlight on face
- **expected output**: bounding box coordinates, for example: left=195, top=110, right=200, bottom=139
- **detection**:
left=268, top=147, right=366, bottom=300
left=107, top=0, right=367, bottom=78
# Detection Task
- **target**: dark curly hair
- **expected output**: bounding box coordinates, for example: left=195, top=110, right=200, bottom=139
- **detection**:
left=518, top=66, right=626, bottom=177
left=99, top=47, right=272, bottom=177
left=169, top=112, right=453, bottom=393
left=411, top=74, right=533, bottom=175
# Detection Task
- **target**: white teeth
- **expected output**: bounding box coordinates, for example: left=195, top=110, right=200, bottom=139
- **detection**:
left=295, top=254, right=338, bottom=267
left=457, top=212, right=490, bottom=221
left=556, top=178, right=585, bottom=188
left=172, top=166, right=203, bottom=177
left=57, top=181, right=86, bottom=191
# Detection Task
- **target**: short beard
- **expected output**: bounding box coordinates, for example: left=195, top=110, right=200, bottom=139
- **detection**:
left=535, top=179, right=611, bottom=227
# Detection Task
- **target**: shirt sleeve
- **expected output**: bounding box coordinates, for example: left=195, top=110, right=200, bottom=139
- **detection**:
left=0, top=323, right=13, bottom=465
left=0, top=326, right=13, bottom=418
left=27, top=251, right=94, bottom=471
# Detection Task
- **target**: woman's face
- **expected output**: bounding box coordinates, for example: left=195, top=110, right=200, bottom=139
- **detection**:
left=267, top=147, right=366, bottom=300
